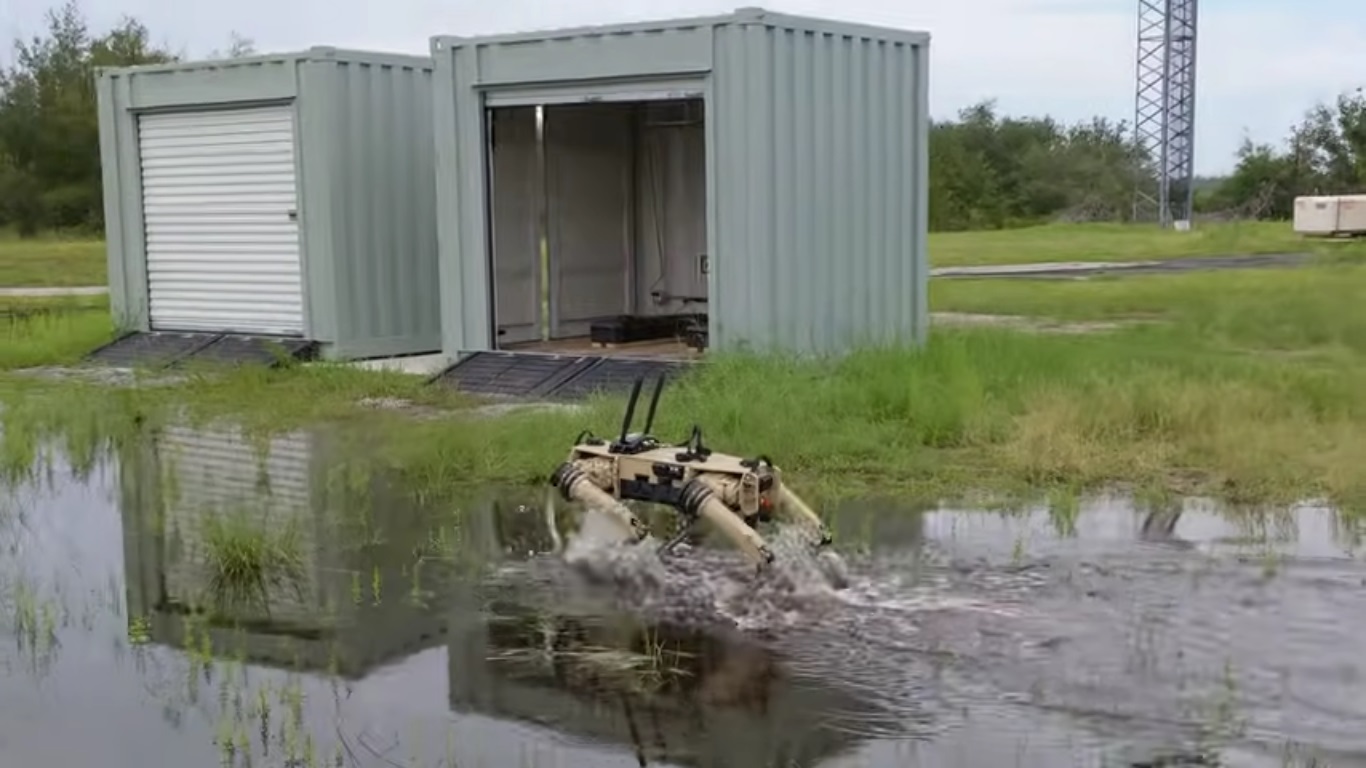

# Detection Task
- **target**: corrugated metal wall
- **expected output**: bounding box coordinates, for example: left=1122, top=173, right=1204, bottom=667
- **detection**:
left=430, top=10, right=929, bottom=356
left=709, top=22, right=929, bottom=353
left=300, top=56, right=441, bottom=357
left=96, top=49, right=441, bottom=360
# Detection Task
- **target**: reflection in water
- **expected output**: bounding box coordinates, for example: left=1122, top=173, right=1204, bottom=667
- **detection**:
left=2, top=424, right=1366, bottom=767
left=121, top=424, right=453, bottom=679
left=448, top=594, right=869, bottom=768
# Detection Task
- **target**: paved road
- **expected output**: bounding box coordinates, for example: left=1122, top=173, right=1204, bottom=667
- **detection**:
left=931, top=251, right=1319, bottom=279
left=0, top=286, right=108, bottom=297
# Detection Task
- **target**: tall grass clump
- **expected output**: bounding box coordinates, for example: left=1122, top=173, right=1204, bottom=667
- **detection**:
left=535, top=323, right=1366, bottom=504
left=201, top=305, right=1362, bottom=508
left=364, top=318, right=1364, bottom=505
left=200, top=508, right=305, bottom=615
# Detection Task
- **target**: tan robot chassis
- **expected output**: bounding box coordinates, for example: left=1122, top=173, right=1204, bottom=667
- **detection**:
left=549, top=374, right=841, bottom=578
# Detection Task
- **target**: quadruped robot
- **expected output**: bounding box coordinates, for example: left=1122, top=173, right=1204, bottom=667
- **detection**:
left=549, top=374, right=847, bottom=585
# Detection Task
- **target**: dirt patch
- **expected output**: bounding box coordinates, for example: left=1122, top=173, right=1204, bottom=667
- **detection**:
left=10, top=364, right=187, bottom=387
left=0, top=286, right=108, bottom=297
left=931, top=312, right=1140, bottom=335
left=932, top=260, right=1159, bottom=277
left=932, top=251, right=1318, bottom=280
left=356, top=396, right=582, bottom=421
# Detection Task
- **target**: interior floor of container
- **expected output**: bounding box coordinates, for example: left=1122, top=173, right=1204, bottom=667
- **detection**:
left=504, top=336, right=698, bottom=360
left=486, top=98, right=708, bottom=353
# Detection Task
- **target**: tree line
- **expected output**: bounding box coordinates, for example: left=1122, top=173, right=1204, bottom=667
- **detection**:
left=1, top=2, right=1362, bottom=236
left=1197, top=88, right=1366, bottom=220
left=0, top=2, right=251, bottom=236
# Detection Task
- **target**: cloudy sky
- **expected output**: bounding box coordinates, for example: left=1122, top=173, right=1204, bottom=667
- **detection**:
left=3, top=0, right=1363, bottom=175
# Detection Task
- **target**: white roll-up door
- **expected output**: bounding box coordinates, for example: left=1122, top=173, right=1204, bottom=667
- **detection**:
left=138, top=105, right=306, bottom=336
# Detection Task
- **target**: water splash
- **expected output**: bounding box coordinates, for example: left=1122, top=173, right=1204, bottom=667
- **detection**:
left=549, top=509, right=858, bottom=632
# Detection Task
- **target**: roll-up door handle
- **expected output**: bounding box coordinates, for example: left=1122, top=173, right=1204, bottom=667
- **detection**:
left=287, top=209, right=299, bottom=221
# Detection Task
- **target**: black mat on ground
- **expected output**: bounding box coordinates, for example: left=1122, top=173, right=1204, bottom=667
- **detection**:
left=431, top=351, right=597, bottom=398
left=84, top=332, right=316, bottom=369
left=546, top=357, right=696, bottom=400
left=432, top=351, right=699, bottom=400
left=84, top=332, right=219, bottom=368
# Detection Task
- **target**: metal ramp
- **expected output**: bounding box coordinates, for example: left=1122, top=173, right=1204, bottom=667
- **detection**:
left=548, top=356, right=695, bottom=400
left=84, top=332, right=318, bottom=370
left=431, top=351, right=698, bottom=400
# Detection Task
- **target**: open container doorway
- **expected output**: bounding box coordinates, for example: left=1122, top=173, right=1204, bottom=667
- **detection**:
left=431, top=8, right=931, bottom=402
left=485, top=96, right=709, bottom=358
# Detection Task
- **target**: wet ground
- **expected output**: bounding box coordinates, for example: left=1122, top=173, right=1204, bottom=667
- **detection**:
left=2, top=423, right=1364, bottom=767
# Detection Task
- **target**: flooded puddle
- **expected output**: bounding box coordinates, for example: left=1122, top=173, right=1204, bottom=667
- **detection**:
left=1, top=422, right=1364, bottom=767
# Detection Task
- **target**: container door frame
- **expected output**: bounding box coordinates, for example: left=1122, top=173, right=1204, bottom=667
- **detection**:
left=477, top=76, right=710, bottom=348
left=482, top=78, right=706, bottom=109
left=482, top=104, right=544, bottom=346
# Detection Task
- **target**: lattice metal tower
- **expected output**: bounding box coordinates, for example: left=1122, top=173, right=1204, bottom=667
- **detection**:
left=1133, top=0, right=1199, bottom=227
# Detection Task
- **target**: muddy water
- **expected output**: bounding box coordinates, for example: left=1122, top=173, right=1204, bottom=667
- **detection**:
left=1, top=425, right=1364, bottom=767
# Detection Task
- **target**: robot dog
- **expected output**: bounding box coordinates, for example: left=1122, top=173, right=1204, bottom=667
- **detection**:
left=549, top=374, right=846, bottom=586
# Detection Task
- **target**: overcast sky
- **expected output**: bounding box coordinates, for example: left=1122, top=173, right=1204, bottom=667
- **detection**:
left=3, top=0, right=1363, bottom=175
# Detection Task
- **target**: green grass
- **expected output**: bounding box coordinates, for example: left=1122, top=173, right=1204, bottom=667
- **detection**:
left=3, top=221, right=1354, bottom=290
left=4, top=262, right=1366, bottom=510
left=0, top=230, right=106, bottom=287
left=931, top=259, right=1366, bottom=356
left=0, top=295, right=117, bottom=370
left=928, top=220, right=1364, bottom=267
left=3, top=227, right=1366, bottom=510
left=200, top=508, right=306, bottom=614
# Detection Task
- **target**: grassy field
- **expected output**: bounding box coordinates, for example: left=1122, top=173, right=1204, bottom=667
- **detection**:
left=931, top=260, right=1366, bottom=355
left=4, top=258, right=1366, bottom=511
left=0, top=230, right=106, bottom=287
left=3, top=222, right=1366, bottom=511
left=0, top=220, right=1347, bottom=289
left=0, top=294, right=115, bottom=370
left=928, top=220, right=1357, bottom=267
